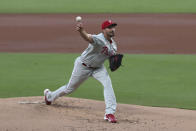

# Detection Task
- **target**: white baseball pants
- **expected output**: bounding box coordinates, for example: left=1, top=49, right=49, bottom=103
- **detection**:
left=50, top=57, right=116, bottom=114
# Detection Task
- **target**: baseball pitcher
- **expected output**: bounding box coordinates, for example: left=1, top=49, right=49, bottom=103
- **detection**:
left=44, top=19, right=122, bottom=123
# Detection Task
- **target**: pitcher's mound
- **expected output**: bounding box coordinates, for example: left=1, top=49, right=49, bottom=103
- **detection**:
left=0, top=96, right=196, bottom=131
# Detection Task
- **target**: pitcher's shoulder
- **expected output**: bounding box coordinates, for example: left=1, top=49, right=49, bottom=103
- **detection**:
left=91, top=33, right=105, bottom=45
left=92, top=33, right=104, bottom=39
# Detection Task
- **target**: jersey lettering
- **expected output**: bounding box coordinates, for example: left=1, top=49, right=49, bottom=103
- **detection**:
left=101, top=46, right=109, bottom=56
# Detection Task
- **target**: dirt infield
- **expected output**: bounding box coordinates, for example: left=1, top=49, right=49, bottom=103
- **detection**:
left=1, top=97, right=196, bottom=131
left=0, top=14, right=196, bottom=54
left=1, top=14, right=196, bottom=131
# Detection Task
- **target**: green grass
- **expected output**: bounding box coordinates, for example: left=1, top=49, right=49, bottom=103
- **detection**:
left=0, top=53, right=196, bottom=110
left=0, top=0, right=196, bottom=13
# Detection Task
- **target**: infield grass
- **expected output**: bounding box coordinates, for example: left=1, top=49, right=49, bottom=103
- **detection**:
left=0, top=53, right=196, bottom=110
left=0, top=0, right=196, bottom=13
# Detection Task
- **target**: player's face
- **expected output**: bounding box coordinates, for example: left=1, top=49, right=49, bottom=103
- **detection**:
left=104, top=26, right=116, bottom=37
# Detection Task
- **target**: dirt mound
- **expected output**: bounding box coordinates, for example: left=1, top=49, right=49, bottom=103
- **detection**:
left=0, top=97, right=196, bottom=131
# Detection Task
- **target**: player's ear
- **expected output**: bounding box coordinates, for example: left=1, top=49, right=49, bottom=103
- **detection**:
left=102, top=29, right=106, bottom=33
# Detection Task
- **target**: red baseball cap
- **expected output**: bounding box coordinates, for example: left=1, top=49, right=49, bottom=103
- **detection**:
left=101, top=20, right=117, bottom=30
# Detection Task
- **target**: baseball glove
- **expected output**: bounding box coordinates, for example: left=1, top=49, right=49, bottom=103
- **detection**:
left=109, top=54, right=123, bottom=72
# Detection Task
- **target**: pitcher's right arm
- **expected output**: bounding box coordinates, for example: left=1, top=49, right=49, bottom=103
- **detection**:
left=76, top=23, right=94, bottom=44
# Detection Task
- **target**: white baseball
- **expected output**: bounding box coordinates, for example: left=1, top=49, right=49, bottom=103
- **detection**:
left=76, top=16, right=82, bottom=22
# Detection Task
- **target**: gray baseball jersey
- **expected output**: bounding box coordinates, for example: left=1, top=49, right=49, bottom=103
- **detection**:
left=80, top=33, right=117, bottom=68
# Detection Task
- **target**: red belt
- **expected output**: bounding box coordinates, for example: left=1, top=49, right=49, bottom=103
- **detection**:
left=82, top=63, right=97, bottom=69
